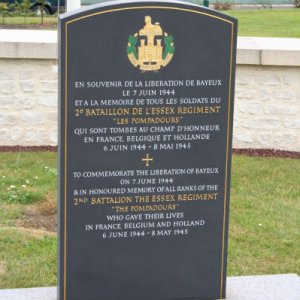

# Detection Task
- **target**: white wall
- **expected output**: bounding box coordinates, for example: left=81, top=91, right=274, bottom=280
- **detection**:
left=0, top=59, right=58, bottom=145
left=234, top=65, right=300, bottom=150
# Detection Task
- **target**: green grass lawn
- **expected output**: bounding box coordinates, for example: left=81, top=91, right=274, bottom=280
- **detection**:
left=226, top=9, right=300, bottom=38
left=0, top=152, right=57, bottom=288
left=228, top=155, right=300, bottom=276
left=0, top=151, right=299, bottom=288
left=0, top=152, right=57, bottom=205
left=0, top=16, right=57, bottom=26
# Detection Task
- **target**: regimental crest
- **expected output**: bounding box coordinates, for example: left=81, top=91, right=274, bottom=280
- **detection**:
left=127, top=16, right=175, bottom=71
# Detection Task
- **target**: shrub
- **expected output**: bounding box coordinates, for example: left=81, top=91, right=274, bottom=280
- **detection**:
left=213, top=1, right=232, bottom=10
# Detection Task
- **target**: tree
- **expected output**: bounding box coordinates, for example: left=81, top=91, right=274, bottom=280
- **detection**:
left=10, top=0, right=22, bottom=17
left=31, top=0, right=48, bottom=25
left=20, top=0, right=33, bottom=24
left=39, top=0, right=46, bottom=25
left=0, top=2, right=8, bottom=25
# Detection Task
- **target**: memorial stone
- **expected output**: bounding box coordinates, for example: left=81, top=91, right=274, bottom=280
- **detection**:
left=59, top=1, right=237, bottom=299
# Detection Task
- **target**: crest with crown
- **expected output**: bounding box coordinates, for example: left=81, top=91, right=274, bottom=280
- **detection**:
left=127, top=16, right=175, bottom=71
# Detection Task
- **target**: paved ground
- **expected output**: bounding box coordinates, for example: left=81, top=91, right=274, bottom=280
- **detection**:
left=0, top=274, right=299, bottom=300
left=226, top=274, right=300, bottom=300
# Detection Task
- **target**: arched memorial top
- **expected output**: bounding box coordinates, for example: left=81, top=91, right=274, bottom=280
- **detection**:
left=59, top=0, right=237, bottom=26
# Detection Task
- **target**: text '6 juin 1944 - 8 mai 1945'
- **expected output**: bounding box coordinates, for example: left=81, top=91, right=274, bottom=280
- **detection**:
left=58, top=1, right=237, bottom=300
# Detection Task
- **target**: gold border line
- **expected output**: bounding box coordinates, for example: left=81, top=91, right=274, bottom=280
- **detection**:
left=63, top=6, right=235, bottom=300
left=66, top=6, right=234, bottom=25
left=64, top=22, right=68, bottom=300
left=220, top=22, right=235, bottom=299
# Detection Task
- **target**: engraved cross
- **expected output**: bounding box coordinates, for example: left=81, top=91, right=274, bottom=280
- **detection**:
left=142, top=154, right=153, bottom=167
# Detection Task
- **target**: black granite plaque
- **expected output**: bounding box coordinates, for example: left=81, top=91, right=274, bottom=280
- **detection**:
left=59, top=1, right=237, bottom=299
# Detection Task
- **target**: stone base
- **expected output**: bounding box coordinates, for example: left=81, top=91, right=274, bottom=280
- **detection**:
left=0, top=274, right=299, bottom=300
left=226, top=274, right=300, bottom=300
